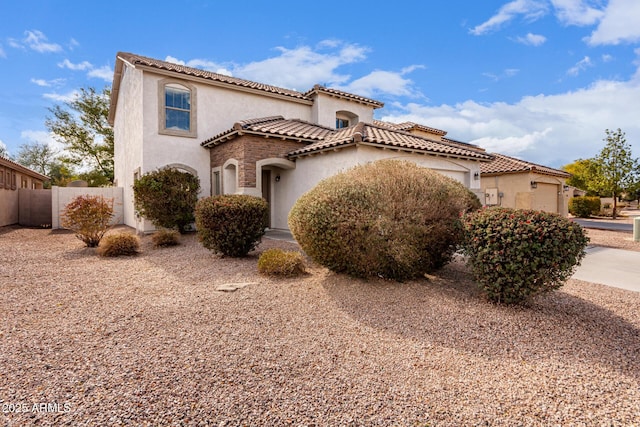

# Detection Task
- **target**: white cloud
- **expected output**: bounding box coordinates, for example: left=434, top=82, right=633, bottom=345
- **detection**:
left=0, top=45, right=5, bottom=58
left=58, top=59, right=93, bottom=71
left=483, top=68, right=521, bottom=81
left=165, top=41, right=421, bottom=98
left=470, top=0, right=548, bottom=35
left=23, top=30, right=62, bottom=53
left=31, top=78, right=50, bottom=87
left=88, top=65, right=114, bottom=81
left=381, top=70, right=640, bottom=167
left=567, top=56, right=593, bottom=76
left=602, top=54, right=613, bottom=62
left=165, top=55, right=232, bottom=75
left=587, top=0, right=640, bottom=45
left=68, top=38, right=79, bottom=50
left=20, top=130, right=65, bottom=152
left=516, top=32, right=547, bottom=46
left=340, top=69, right=421, bottom=98
left=43, top=90, right=79, bottom=103
left=235, top=41, right=369, bottom=89
left=551, top=0, right=605, bottom=25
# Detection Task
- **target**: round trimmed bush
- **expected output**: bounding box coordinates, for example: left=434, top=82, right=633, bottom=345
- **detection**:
left=258, top=248, right=306, bottom=277
left=195, top=195, right=268, bottom=257
left=569, top=196, right=601, bottom=218
left=462, top=207, right=589, bottom=304
left=97, top=233, right=140, bottom=257
left=133, top=167, right=200, bottom=233
left=288, top=160, right=480, bottom=280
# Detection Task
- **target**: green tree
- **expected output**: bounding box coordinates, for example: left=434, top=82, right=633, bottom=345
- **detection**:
left=16, top=142, right=59, bottom=176
left=593, top=128, right=638, bottom=219
left=562, top=158, right=600, bottom=195
left=0, top=143, right=9, bottom=159
left=45, top=87, right=114, bottom=184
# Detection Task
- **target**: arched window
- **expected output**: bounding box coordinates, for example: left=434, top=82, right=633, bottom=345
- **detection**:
left=336, top=110, right=358, bottom=129
left=158, top=79, right=197, bottom=138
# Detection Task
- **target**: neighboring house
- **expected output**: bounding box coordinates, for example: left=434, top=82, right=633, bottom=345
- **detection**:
left=480, top=153, right=571, bottom=216
left=0, top=156, right=49, bottom=227
left=109, top=52, right=492, bottom=232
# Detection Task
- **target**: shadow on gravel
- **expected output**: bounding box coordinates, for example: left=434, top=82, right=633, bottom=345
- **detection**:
left=321, top=259, right=640, bottom=382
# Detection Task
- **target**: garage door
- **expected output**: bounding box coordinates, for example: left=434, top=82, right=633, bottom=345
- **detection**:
left=533, top=183, right=558, bottom=213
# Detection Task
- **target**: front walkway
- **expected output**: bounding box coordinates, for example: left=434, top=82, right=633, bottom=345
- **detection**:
left=572, top=246, right=640, bottom=293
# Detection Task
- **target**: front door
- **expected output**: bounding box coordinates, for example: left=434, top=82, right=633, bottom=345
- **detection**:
left=261, top=170, right=271, bottom=227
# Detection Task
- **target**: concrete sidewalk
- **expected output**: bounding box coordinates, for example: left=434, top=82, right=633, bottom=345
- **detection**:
left=572, top=246, right=640, bottom=292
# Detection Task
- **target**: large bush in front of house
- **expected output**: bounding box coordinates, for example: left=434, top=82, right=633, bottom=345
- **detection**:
left=569, top=196, right=601, bottom=218
left=461, top=207, right=589, bottom=305
left=133, top=167, right=200, bottom=233
left=288, top=160, right=480, bottom=281
left=61, top=195, right=114, bottom=247
left=195, top=195, right=268, bottom=257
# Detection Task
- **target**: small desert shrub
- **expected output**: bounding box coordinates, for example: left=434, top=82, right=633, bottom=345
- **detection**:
left=152, top=229, right=180, bottom=247
left=97, top=233, right=140, bottom=257
left=288, top=160, right=479, bottom=281
left=569, top=196, right=601, bottom=218
left=462, top=207, right=589, bottom=305
left=258, top=248, right=306, bottom=277
left=61, top=195, right=114, bottom=247
left=133, top=167, right=200, bottom=233
left=195, top=195, right=268, bottom=257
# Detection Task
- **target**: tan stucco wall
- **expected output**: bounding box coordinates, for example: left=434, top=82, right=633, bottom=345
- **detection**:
left=0, top=189, right=19, bottom=226
left=481, top=172, right=569, bottom=216
left=1, top=169, right=46, bottom=227
left=310, top=92, right=376, bottom=129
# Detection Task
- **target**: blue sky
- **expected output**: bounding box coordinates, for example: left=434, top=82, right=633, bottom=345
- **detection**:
left=1, top=0, right=639, bottom=168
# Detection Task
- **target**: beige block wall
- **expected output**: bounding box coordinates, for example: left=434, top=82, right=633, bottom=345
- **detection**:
left=51, top=186, right=124, bottom=229
left=0, top=189, right=19, bottom=226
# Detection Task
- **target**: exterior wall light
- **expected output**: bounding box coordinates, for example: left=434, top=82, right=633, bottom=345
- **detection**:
left=275, top=175, right=281, bottom=182
left=473, top=172, right=480, bottom=180
left=530, top=181, right=537, bottom=189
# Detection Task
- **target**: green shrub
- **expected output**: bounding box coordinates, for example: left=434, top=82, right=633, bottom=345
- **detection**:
left=257, top=248, right=306, bottom=277
left=61, top=195, right=114, bottom=247
left=462, top=207, right=589, bottom=304
left=97, top=233, right=140, bottom=257
left=195, top=195, right=268, bottom=257
left=288, top=160, right=479, bottom=281
left=133, top=167, right=200, bottom=233
left=569, top=196, right=601, bottom=218
left=151, top=229, right=180, bottom=247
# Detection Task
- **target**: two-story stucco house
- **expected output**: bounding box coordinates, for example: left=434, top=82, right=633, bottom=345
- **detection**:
left=108, top=52, right=493, bottom=232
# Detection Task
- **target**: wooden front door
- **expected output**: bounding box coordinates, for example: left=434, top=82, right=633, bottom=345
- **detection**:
left=261, top=170, right=271, bottom=227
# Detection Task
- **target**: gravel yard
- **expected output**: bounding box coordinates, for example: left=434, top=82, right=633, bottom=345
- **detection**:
left=1, top=225, right=639, bottom=426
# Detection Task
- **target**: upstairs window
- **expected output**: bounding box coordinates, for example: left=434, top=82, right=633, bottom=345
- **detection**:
left=159, top=80, right=197, bottom=138
left=165, top=85, right=191, bottom=131
left=336, top=110, right=357, bottom=129
left=336, top=118, right=350, bottom=129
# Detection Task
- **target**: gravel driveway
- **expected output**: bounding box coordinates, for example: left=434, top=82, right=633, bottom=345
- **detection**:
left=1, top=226, right=639, bottom=426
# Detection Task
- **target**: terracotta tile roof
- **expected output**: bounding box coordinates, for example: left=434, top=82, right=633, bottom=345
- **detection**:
left=373, top=120, right=447, bottom=136
left=480, top=153, right=570, bottom=177
left=116, top=52, right=310, bottom=101
left=201, top=116, right=334, bottom=147
left=202, top=118, right=491, bottom=160
left=304, top=85, right=384, bottom=108
left=0, top=155, right=50, bottom=180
